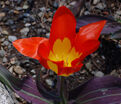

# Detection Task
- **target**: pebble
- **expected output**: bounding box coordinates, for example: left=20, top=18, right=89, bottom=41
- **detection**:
left=41, top=67, right=47, bottom=73
left=49, top=71, right=54, bottom=76
left=31, top=70, right=35, bottom=74
left=23, top=13, right=30, bottom=17
left=96, top=3, right=106, bottom=10
left=15, top=7, right=23, bottom=11
left=70, top=1, right=77, bottom=6
left=1, top=38, right=5, bottom=42
left=23, top=5, right=29, bottom=9
left=5, top=1, right=10, bottom=5
left=3, top=41, right=9, bottom=46
left=38, top=12, right=43, bottom=18
left=25, top=23, right=31, bottom=27
left=20, top=27, right=29, bottom=35
left=53, top=1, right=59, bottom=8
left=116, top=10, right=121, bottom=15
left=9, top=66, right=14, bottom=73
left=110, top=70, right=118, bottom=77
left=47, top=18, right=52, bottom=22
left=85, top=61, right=92, bottom=70
left=101, top=55, right=105, bottom=60
left=8, top=36, right=17, bottom=42
left=32, top=75, right=36, bottom=78
left=2, top=57, right=8, bottom=63
left=0, top=82, right=15, bottom=104
left=93, top=0, right=100, bottom=5
left=0, top=12, right=5, bottom=19
left=46, top=33, right=50, bottom=38
left=94, top=71, right=104, bottom=77
left=39, top=7, right=46, bottom=12
left=1, top=30, right=8, bottom=35
left=84, top=11, right=90, bottom=15
left=0, top=50, right=6, bottom=57
left=45, top=79, right=54, bottom=87
left=17, top=0, right=22, bottom=5
left=5, top=19, right=14, bottom=25
left=13, top=66, right=24, bottom=74
left=13, top=10, right=19, bottom=14
left=10, top=57, right=17, bottom=64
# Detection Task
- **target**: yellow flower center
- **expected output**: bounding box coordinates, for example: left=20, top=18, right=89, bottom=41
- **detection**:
left=48, top=38, right=82, bottom=67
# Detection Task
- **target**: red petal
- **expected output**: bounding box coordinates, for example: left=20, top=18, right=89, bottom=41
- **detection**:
left=71, top=40, right=100, bottom=67
left=49, top=6, right=76, bottom=47
left=39, top=58, right=50, bottom=69
left=80, top=40, right=100, bottom=56
left=77, top=40, right=100, bottom=58
left=75, top=20, right=106, bottom=47
left=13, top=37, right=48, bottom=60
left=52, top=6, right=74, bottom=22
left=58, top=63, right=83, bottom=76
left=38, top=39, right=50, bottom=59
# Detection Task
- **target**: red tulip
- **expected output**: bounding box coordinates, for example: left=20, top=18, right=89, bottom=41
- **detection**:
left=13, top=6, right=106, bottom=76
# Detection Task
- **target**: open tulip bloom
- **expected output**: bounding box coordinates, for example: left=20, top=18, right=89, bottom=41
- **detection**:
left=13, top=6, right=106, bottom=76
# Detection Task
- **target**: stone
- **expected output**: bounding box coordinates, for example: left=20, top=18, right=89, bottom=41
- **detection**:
left=94, top=71, right=104, bottom=77
left=116, top=10, right=121, bottom=15
left=31, top=70, right=35, bottom=74
left=41, top=67, right=47, bottom=73
left=39, top=7, right=46, bottom=12
left=15, top=7, right=23, bottom=11
left=25, top=23, right=31, bottom=27
left=5, top=1, right=10, bottom=5
left=38, top=12, right=43, bottom=17
left=96, top=3, right=106, bottom=9
left=1, top=38, right=5, bottom=42
left=10, top=57, right=17, bottom=64
left=0, top=12, right=5, bottom=19
left=0, top=82, right=15, bottom=104
left=84, top=11, right=90, bottom=15
left=101, top=55, right=105, bottom=60
left=20, top=27, right=29, bottom=35
left=0, top=50, right=6, bottom=57
left=85, top=61, right=92, bottom=70
left=32, top=75, right=36, bottom=78
left=3, top=57, right=8, bottom=63
left=70, top=1, right=77, bottom=6
left=5, top=19, right=14, bottom=25
left=3, top=41, right=9, bottom=46
left=13, top=66, right=24, bottom=74
left=45, top=79, right=54, bottom=87
left=8, top=36, right=17, bottom=42
left=93, top=0, right=100, bottom=5
left=47, top=18, right=52, bottom=22
left=23, top=5, right=29, bottom=9
left=9, top=66, right=14, bottom=73
left=1, top=30, right=8, bottom=35
left=46, top=33, right=50, bottom=38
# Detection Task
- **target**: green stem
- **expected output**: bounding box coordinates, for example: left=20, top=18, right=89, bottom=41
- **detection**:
left=60, top=77, right=67, bottom=104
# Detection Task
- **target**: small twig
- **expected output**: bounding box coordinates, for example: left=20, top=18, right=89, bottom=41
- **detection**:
left=84, top=65, right=94, bottom=76
left=41, top=0, right=49, bottom=24
left=92, top=60, right=100, bottom=70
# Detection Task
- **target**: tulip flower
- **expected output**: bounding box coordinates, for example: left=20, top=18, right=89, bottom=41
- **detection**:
left=13, top=6, right=106, bottom=76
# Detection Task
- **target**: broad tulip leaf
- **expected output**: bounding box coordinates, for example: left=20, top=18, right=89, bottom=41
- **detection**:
left=109, top=29, right=121, bottom=40
left=0, top=65, right=53, bottom=104
left=15, top=77, right=53, bottom=104
left=76, top=15, right=121, bottom=35
left=0, top=65, right=22, bottom=90
left=69, top=76, right=121, bottom=104
left=71, top=0, right=85, bottom=16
